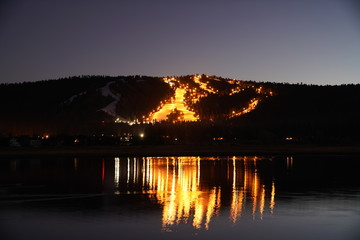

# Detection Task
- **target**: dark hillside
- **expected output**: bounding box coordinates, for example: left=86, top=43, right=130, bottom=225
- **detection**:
left=0, top=75, right=359, bottom=145
left=231, top=84, right=360, bottom=143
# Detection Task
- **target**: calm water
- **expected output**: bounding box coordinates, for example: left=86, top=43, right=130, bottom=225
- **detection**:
left=0, top=155, right=359, bottom=240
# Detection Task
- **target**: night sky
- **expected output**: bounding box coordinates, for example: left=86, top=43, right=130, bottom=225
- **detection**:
left=1, top=0, right=359, bottom=85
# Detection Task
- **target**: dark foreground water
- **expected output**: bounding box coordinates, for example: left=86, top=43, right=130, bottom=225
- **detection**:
left=0, top=155, right=359, bottom=240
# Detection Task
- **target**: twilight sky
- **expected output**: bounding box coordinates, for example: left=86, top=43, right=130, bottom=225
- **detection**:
left=0, top=0, right=359, bottom=85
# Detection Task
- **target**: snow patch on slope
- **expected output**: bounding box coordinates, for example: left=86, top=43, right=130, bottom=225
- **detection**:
left=63, top=91, right=87, bottom=104
left=99, top=81, right=120, bottom=100
left=99, top=81, right=121, bottom=117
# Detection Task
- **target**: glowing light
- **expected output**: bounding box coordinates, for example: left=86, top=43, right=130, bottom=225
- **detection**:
left=193, top=75, right=216, bottom=94
left=114, top=157, right=120, bottom=188
left=73, top=158, right=78, bottom=170
left=144, top=157, right=221, bottom=231
left=229, top=98, right=259, bottom=118
left=260, top=185, right=265, bottom=219
left=270, top=180, right=276, bottom=214
left=42, top=134, right=50, bottom=140
left=230, top=157, right=275, bottom=223
left=286, top=156, right=294, bottom=168
left=213, top=137, right=224, bottom=141
left=113, top=156, right=277, bottom=230
left=151, top=86, right=198, bottom=122
left=127, top=157, right=130, bottom=184
left=114, top=75, right=272, bottom=124
left=146, top=157, right=275, bottom=230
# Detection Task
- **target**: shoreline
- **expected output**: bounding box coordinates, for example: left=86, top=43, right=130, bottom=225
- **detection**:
left=1, top=144, right=360, bottom=158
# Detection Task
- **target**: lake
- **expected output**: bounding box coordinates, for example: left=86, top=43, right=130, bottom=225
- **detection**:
left=1, top=155, right=359, bottom=240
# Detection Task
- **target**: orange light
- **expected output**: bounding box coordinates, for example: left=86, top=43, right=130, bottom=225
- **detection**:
left=150, top=79, right=198, bottom=122
left=143, top=157, right=276, bottom=229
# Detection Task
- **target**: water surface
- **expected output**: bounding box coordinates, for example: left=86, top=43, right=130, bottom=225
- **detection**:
left=1, top=156, right=359, bottom=240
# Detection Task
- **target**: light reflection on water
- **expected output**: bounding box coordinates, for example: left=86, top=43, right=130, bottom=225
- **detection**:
left=1, top=156, right=360, bottom=240
left=112, top=156, right=276, bottom=230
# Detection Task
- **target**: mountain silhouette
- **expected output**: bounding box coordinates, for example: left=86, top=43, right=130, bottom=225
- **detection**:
left=1, top=74, right=359, bottom=144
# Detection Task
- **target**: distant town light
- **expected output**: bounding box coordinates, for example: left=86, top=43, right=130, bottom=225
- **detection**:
left=140, top=133, right=144, bottom=138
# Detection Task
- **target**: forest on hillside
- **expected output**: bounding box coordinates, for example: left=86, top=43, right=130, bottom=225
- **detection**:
left=1, top=75, right=360, bottom=145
